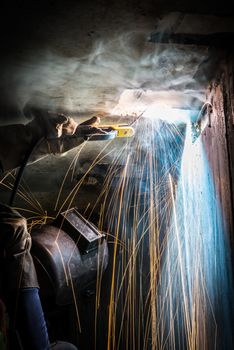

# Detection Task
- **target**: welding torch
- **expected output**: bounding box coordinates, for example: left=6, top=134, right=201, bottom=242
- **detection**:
left=75, top=123, right=135, bottom=141
left=73, top=110, right=145, bottom=141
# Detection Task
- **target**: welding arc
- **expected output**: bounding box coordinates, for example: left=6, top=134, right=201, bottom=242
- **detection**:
left=128, top=110, right=146, bottom=126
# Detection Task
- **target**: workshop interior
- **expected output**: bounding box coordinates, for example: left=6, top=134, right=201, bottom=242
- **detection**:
left=0, top=0, right=234, bottom=349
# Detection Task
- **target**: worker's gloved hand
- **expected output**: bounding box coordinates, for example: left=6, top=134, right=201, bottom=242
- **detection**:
left=45, top=113, right=76, bottom=138
left=45, top=114, right=103, bottom=156
left=23, top=105, right=101, bottom=139
left=45, top=113, right=101, bottom=139
left=0, top=106, right=103, bottom=173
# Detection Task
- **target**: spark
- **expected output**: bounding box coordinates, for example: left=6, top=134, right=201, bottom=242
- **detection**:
left=1, top=108, right=233, bottom=350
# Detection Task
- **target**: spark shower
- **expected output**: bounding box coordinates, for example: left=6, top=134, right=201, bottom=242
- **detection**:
left=98, top=113, right=234, bottom=350
left=1, top=109, right=233, bottom=350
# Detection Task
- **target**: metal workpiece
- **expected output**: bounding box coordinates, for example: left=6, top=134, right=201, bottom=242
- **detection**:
left=191, top=103, right=212, bottom=143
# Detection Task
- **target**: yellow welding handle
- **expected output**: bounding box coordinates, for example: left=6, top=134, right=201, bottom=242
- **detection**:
left=114, top=126, right=135, bottom=138
left=99, top=125, right=135, bottom=138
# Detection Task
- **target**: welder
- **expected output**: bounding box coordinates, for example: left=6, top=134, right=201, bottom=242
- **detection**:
left=0, top=107, right=102, bottom=350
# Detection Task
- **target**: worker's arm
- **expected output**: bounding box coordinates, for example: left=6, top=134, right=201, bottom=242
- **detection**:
left=0, top=108, right=100, bottom=173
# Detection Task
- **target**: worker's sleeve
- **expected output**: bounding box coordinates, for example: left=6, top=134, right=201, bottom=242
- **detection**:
left=29, top=135, right=85, bottom=164
left=0, top=121, right=84, bottom=173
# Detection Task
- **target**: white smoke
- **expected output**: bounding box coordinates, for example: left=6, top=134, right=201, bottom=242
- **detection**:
left=1, top=30, right=209, bottom=122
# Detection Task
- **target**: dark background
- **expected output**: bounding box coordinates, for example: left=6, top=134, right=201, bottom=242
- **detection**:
left=0, top=0, right=233, bottom=123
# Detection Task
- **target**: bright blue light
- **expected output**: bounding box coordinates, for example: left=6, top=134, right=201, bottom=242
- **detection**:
left=159, top=124, right=234, bottom=349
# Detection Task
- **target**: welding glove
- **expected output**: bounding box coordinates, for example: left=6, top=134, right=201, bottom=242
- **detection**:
left=0, top=106, right=101, bottom=173
left=43, top=113, right=101, bottom=156
left=23, top=105, right=100, bottom=138
left=27, top=108, right=102, bottom=162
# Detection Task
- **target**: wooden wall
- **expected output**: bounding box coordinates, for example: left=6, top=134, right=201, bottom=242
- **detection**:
left=202, top=52, right=234, bottom=254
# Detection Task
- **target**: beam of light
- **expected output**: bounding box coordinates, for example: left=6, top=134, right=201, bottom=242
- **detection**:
left=158, top=123, right=234, bottom=350
left=142, top=105, right=192, bottom=124
left=111, top=89, right=199, bottom=124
